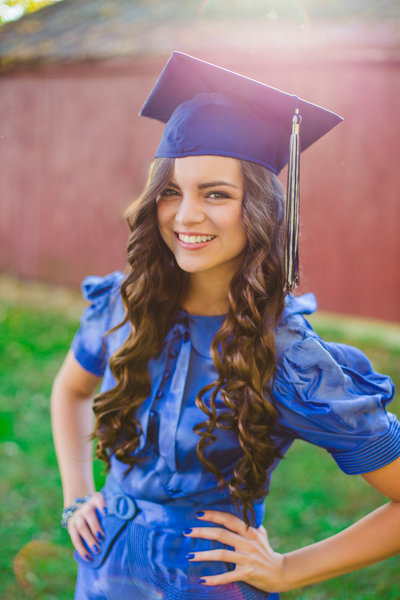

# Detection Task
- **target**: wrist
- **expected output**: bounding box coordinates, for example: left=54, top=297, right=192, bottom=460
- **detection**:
left=274, top=552, right=299, bottom=593
left=259, top=551, right=293, bottom=595
left=61, top=494, right=92, bottom=528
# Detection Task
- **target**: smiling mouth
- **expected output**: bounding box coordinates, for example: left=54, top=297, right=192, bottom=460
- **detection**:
left=175, top=233, right=216, bottom=244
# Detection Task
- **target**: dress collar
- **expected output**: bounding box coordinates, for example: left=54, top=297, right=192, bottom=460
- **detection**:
left=174, top=309, right=225, bottom=359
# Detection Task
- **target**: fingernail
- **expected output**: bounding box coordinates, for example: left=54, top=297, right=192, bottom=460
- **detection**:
left=199, top=578, right=206, bottom=584
left=183, top=528, right=192, bottom=535
left=196, top=511, right=204, bottom=517
left=103, top=507, right=108, bottom=515
left=96, top=531, right=104, bottom=542
left=85, top=554, right=93, bottom=562
left=186, top=553, right=195, bottom=560
left=92, top=544, right=99, bottom=553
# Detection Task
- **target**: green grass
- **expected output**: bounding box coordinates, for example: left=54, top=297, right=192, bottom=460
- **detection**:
left=0, top=291, right=399, bottom=599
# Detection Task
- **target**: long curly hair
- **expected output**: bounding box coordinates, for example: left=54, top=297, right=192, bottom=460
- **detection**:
left=92, top=156, right=286, bottom=526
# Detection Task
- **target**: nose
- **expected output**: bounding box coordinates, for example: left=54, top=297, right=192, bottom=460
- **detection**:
left=174, top=195, right=205, bottom=225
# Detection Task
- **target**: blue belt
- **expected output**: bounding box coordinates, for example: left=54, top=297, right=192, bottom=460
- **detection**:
left=102, top=474, right=234, bottom=528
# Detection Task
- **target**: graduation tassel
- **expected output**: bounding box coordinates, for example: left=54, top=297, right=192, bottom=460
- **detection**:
left=284, top=107, right=302, bottom=294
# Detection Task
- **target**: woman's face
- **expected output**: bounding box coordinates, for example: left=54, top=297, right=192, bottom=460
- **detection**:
left=157, top=155, right=247, bottom=279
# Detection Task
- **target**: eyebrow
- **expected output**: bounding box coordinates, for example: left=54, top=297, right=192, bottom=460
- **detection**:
left=198, top=180, right=240, bottom=189
left=168, top=180, right=240, bottom=190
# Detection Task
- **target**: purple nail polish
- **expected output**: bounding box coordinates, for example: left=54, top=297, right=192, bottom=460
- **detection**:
left=196, top=511, right=204, bottom=517
left=96, top=531, right=104, bottom=542
left=186, top=553, right=195, bottom=559
left=183, top=528, right=192, bottom=535
left=199, top=578, right=206, bottom=584
left=103, top=507, right=108, bottom=515
left=85, top=554, right=93, bottom=561
left=92, top=544, right=99, bottom=553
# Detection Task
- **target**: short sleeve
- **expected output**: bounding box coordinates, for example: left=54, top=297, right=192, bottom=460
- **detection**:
left=272, top=330, right=400, bottom=475
left=70, top=271, right=124, bottom=377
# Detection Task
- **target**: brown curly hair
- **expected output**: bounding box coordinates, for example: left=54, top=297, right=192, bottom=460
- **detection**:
left=92, top=157, right=286, bottom=526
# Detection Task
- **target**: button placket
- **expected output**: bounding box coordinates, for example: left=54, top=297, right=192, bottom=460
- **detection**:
left=163, top=370, right=172, bottom=382
left=158, top=323, right=192, bottom=472
left=155, top=388, right=164, bottom=400
left=169, top=348, right=178, bottom=359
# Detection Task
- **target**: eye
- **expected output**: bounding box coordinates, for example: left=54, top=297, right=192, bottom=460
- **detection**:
left=207, top=191, right=231, bottom=199
left=159, top=187, right=180, bottom=198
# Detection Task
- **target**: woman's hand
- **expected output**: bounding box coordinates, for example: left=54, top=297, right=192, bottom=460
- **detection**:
left=67, top=492, right=107, bottom=561
left=184, top=510, right=286, bottom=593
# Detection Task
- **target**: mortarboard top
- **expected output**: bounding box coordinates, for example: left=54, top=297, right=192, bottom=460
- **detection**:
left=140, top=51, right=343, bottom=174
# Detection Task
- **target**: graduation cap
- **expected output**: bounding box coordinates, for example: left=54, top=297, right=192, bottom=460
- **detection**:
left=140, top=51, right=343, bottom=292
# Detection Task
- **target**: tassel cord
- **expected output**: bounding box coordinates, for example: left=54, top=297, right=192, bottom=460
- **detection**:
left=284, top=109, right=302, bottom=293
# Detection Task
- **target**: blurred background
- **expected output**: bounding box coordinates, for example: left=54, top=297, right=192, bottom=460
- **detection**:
left=0, top=2, right=400, bottom=599
left=0, top=0, right=400, bottom=320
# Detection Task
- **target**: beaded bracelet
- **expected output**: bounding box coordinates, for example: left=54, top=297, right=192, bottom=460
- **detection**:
left=61, top=495, right=92, bottom=528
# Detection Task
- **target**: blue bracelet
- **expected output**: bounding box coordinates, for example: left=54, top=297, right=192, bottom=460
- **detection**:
left=61, top=495, right=92, bottom=528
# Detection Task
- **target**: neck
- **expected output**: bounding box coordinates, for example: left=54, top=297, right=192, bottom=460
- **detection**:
left=182, top=268, right=235, bottom=316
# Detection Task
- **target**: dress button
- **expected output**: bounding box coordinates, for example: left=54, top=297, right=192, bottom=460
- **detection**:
left=163, top=370, right=171, bottom=381
left=155, top=389, right=164, bottom=399
left=166, top=488, right=181, bottom=496
left=169, top=348, right=178, bottom=359
left=150, top=410, right=157, bottom=418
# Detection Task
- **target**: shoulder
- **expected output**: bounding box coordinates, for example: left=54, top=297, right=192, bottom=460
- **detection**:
left=79, top=271, right=125, bottom=326
left=274, top=292, right=319, bottom=361
left=70, top=271, right=126, bottom=376
left=274, top=291, right=393, bottom=395
left=80, top=270, right=125, bottom=307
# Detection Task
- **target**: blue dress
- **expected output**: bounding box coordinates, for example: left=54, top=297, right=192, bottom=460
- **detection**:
left=70, top=271, right=400, bottom=600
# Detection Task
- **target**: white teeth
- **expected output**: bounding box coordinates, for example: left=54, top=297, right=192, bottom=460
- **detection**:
left=178, top=234, right=215, bottom=244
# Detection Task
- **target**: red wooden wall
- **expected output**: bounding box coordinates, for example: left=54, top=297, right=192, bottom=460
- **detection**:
left=1, top=45, right=399, bottom=321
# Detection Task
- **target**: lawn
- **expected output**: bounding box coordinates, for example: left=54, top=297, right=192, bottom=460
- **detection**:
left=0, top=279, right=399, bottom=599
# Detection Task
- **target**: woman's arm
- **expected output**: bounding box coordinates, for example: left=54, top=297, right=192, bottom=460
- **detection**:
left=51, top=351, right=100, bottom=504
left=185, top=456, right=400, bottom=593
left=280, top=457, right=400, bottom=591
left=51, top=351, right=107, bottom=559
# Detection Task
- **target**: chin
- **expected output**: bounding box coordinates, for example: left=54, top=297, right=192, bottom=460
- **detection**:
left=172, top=254, right=213, bottom=273
left=176, top=261, right=209, bottom=274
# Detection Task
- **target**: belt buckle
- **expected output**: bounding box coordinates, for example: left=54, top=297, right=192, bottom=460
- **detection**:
left=107, top=493, right=138, bottom=520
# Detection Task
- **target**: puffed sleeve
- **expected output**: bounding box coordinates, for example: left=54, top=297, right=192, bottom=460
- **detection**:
left=273, top=318, right=400, bottom=475
left=70, top=271, right=125, bottom=377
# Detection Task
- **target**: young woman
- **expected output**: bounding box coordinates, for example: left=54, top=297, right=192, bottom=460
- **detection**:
left=51, top=52, right=400, bottom=600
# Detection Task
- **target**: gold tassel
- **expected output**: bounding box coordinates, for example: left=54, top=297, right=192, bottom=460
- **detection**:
left=284, top=107, right=302, bottom=293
